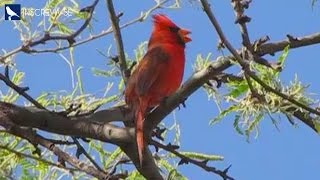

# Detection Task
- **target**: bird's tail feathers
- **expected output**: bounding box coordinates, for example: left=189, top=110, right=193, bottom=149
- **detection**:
left=136, top=102, right=148, bottom=167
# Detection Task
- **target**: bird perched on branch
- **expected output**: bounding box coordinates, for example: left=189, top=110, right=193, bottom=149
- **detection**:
left=125, top=14, right=191, bottom=166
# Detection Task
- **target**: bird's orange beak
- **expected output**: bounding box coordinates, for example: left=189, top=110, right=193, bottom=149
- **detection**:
left=178, top=29, right=192, bottom=43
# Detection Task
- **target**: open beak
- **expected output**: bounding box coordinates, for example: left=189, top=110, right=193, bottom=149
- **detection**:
left=178, top=29, right=192, bottom=43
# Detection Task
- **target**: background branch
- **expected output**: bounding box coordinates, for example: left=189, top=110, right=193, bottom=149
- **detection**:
left=200, top=0, right=320, bottom=118
left=0, top=0, right=168, bottom=61
left=0, top=0, right=99, bottom=63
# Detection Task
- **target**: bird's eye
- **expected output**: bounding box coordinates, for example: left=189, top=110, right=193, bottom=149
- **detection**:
left=169, top=27, right=180, bottom=33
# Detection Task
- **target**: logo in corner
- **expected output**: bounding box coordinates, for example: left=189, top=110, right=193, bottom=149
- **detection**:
left=5, top=4, right=21, bottom=20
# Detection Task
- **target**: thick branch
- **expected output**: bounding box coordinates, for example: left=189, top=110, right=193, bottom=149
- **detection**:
left=76, top=105, right=131, bottom=123
left=0, top=102, right=134, bottom=145
left=121, top=144, right=163, bottom=180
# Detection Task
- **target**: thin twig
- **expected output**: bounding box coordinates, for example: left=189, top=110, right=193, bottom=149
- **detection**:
left=0, top=0, right=99, bottom=62
left=42, top=137, right=76, bottom=145
left=72, top=137, right=106, bottom=173
left=0, top=73, right=46, bottom=109
left=150, top=140, right=234, bottom=180
left=106, top=155, right=131, bottom=179
left=106, top=0, right=128, bottom=83
left=5, top=125, right=109, bottom=179
left=25, top=0, right=97, bottom=48
left=0, top=144, right=78, bottom=172
left=232, top=0, right=252, bottom=49
left=0, top=0, right=168, bottom=60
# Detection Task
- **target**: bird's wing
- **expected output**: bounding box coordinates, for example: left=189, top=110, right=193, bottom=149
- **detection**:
left=135, top=46, right=170, bottom=96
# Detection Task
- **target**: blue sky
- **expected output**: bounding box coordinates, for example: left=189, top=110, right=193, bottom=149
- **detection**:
left=1, top=0, right=320, bottom=180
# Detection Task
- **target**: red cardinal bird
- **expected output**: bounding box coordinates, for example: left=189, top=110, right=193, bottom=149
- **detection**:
left=125, top=14, right=191, bottom=166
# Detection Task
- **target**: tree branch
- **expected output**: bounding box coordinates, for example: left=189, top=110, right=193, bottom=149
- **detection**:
left=121, top=144, right=164, bottom=180
left=258, top=33, right=320, bottom=56
left=106, top=0, right=129, bottom=83
left=151, top=140, right=234, bottom=180
left=0, top=0, right=99, bottom=63
left=232, top=0, right=252, bottom=49
left=72, top=137, right=106, bottom=173
left=200, top=0, right=320, bottom=118
left=0, top=0, right=168, bottom=60
left=1, top=2, right=320, bottom=177
left=0, top=102, right=134, bottom=145
left=144, top=57, right=231, bottom=134
left=0, top=73, right=45, bottom=109
left=0, top=144, right=78, bottom=173
left=3, top=125, right=109, bottom=179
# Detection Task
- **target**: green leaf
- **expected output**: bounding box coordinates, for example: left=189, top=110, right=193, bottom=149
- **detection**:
left=76, top=66, right=84, bottom=94
left=47, top=0, right=64, bottom=9
left=89, top=141, right=110, bottom=167
left=159, top=159, right=175, bottom=172
left=88, top=95, right=118, bottom=109
left=57, top=23, right=73, bottom=35
left=245, top=113, right=264, bottom=140
left=11, top=71, right=24, bottom=85
left=92, top=68, right=118, bottom=77
left=158, top=159, right=188, bottom=180
left=104, top=148, right=122, bottom=168
left=135, top=41, right=148, bottom=61
left=178, top=152, right=223, bottom=161
left=233, top=115, right=244, bottom=135
left=118, top=79, right=125, bottom=91
left=228, top=81, right=249, bottom=98
left=36, top=93, right=50, bottom=107
left=193, top=53, right=212, bottom=72
left=168, top=169, right=188, bottom=180
left=278, top=45, right=290, bottom=68
left=0, top=0, right=14, bottom=7
left=314, top=121, right=320, bottom=134
left=127, top=171, right=145, bottom=180
left=210, top=105, right=240, bottom=125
